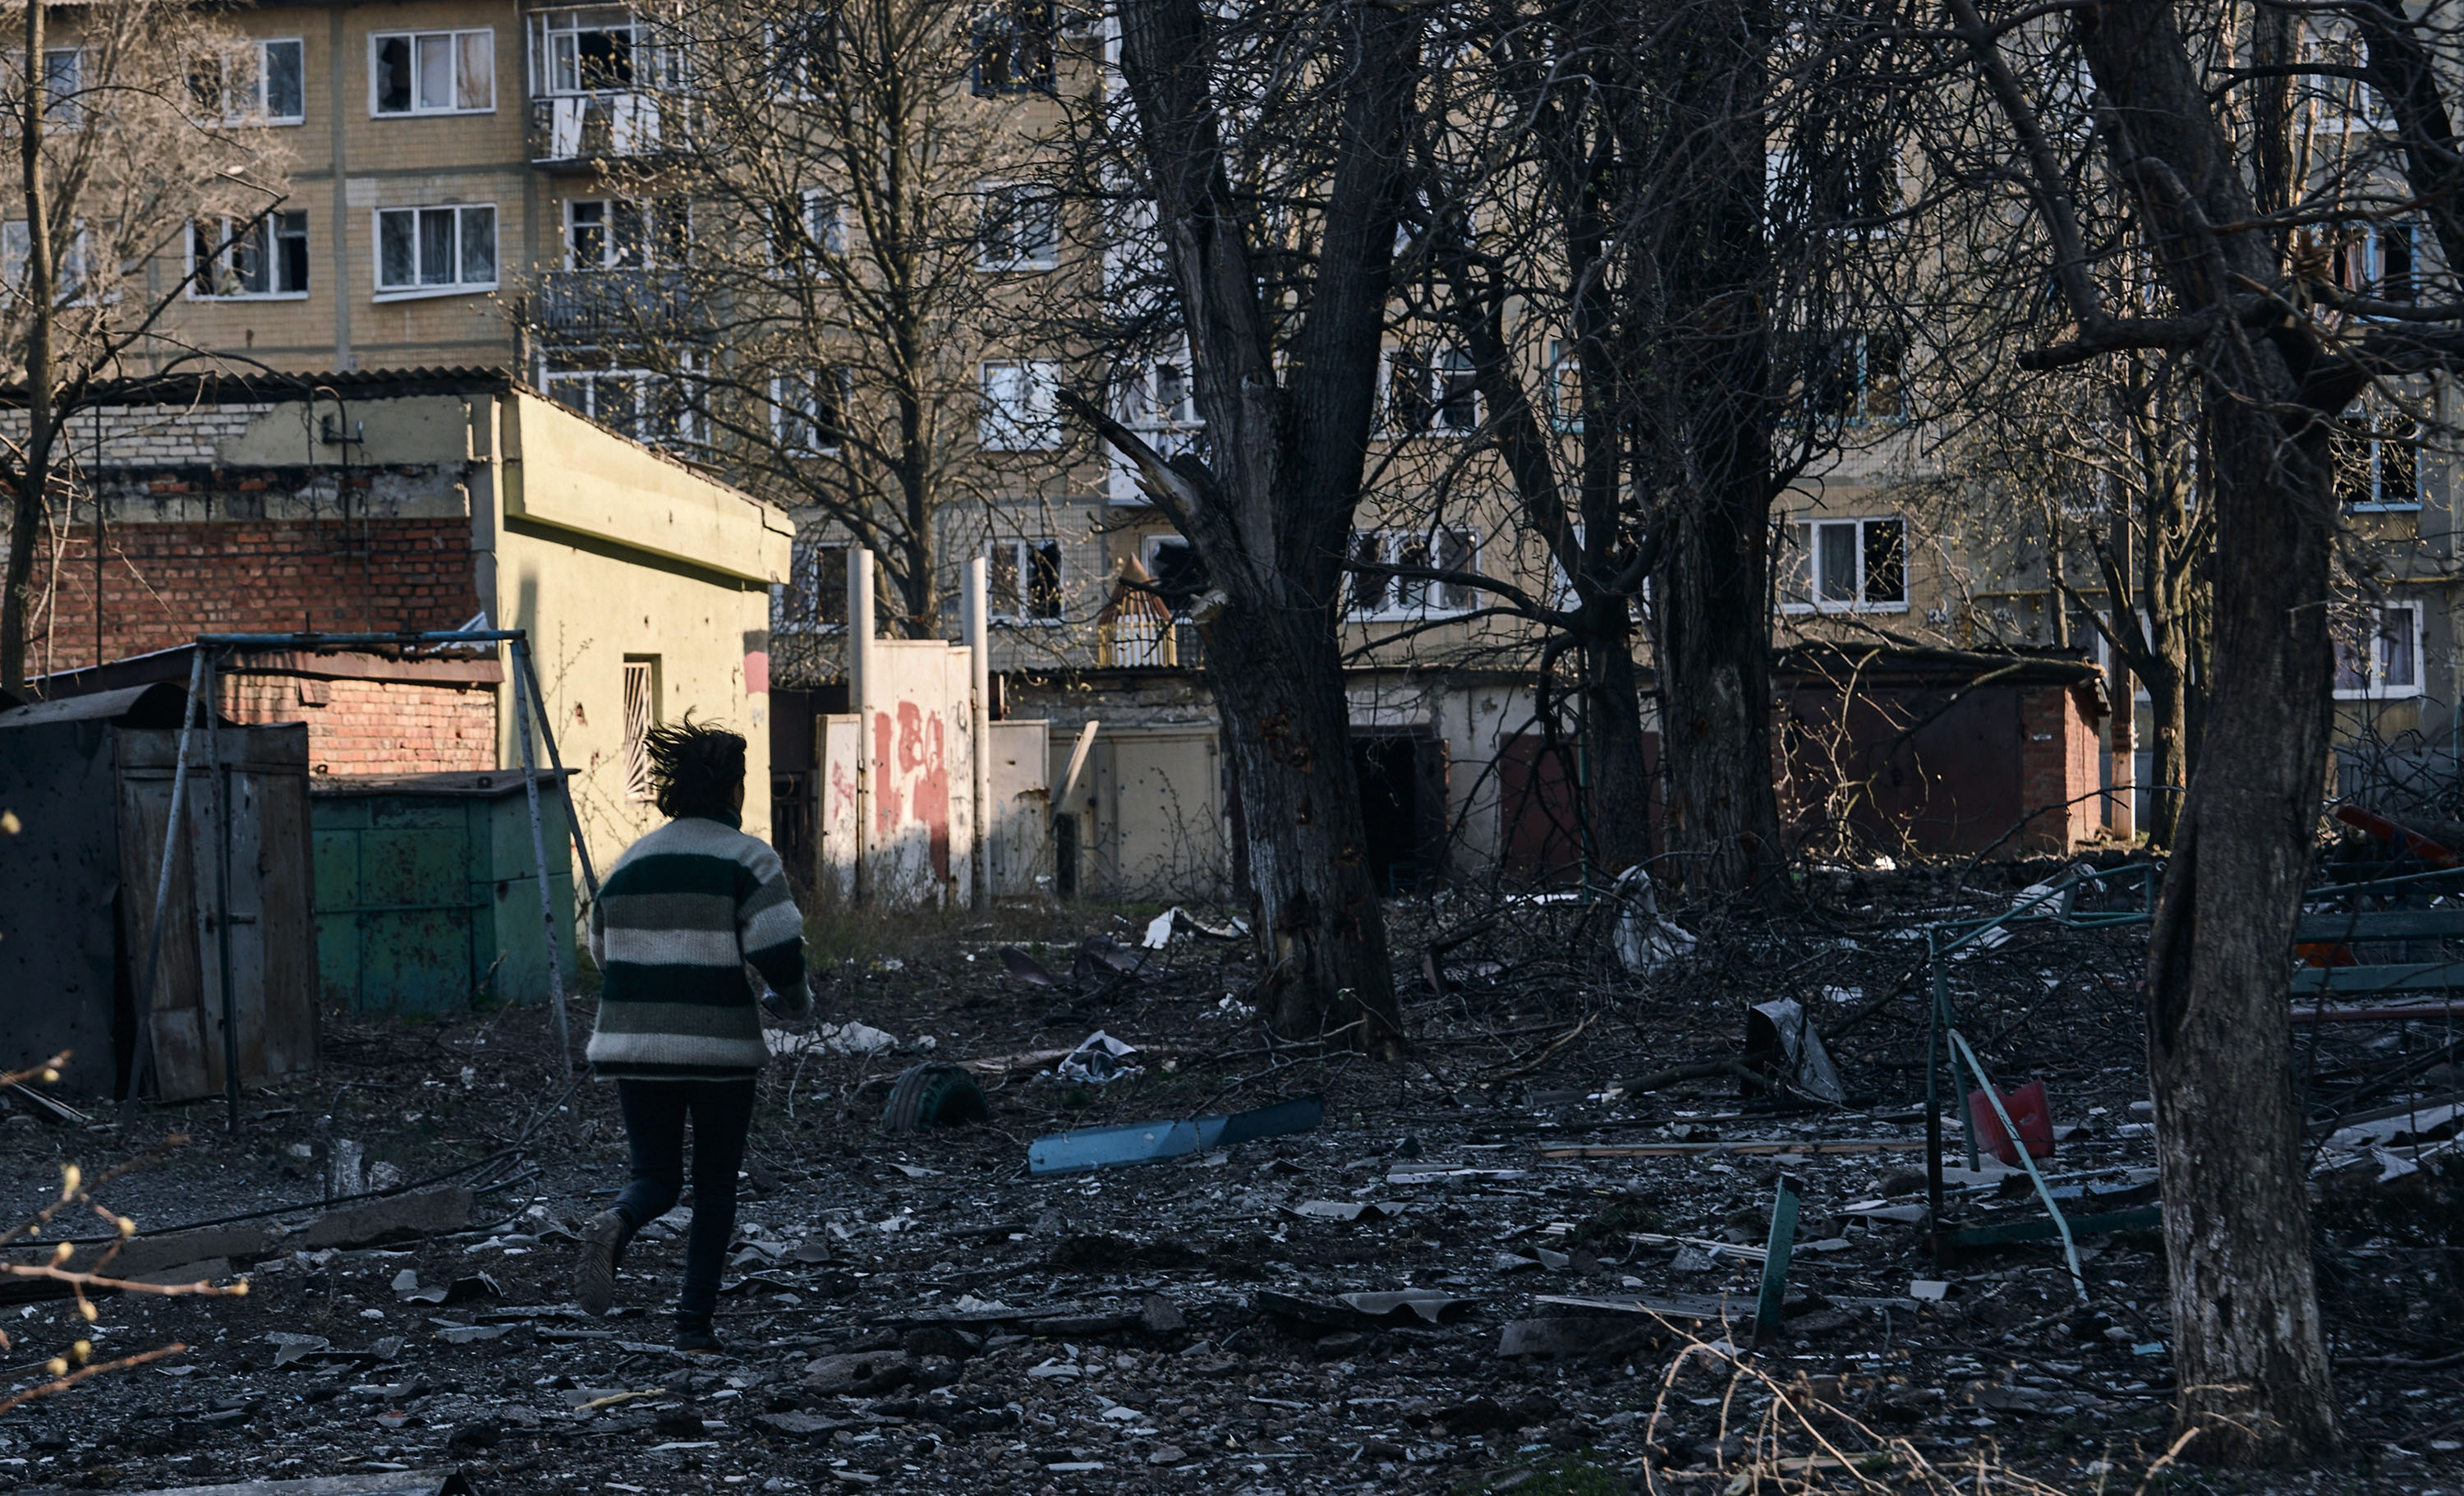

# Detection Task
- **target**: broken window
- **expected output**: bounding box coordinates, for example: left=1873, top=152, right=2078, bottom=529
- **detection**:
left=1384, top=347, right=1480, bottom=435
left=191, top=211, right=309, bottom=297
left=1781, top=515, right=1906, bottom=613
left=1349, top=529, right=1480, bottom=617
left=2333, top=602, right=2425, bottom=699
left=978, top=182, right=1060, bottom=271
left=988, top=538, right=1064, bottom=623
left=2337, top=403, right=2421, bottom=509
left=771, top=368, right=852, bottom=455
left=1143, top=536, right=1208, bottom=618
left=565, top=196, right=689, bottom=269
left=373, top=30, right=490, bottom=114
left=622, top=656, right=659, bottom=801
left=978, top=360, right=1061, bottom=450
left=776, top=539, right=848, bottom=633
left=537, top=7, right=673, bottom=94
left=972, top=0, right=1053, bottom=94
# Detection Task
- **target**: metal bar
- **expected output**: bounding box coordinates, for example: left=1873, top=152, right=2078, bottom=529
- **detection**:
left=205, top=649, right=240, bottom=1132
left=511, top=638, right=572, bottom=1076
left=1537, top=1139, right=1930, bottom=1158
left=2292, top=1001, right=2464, bottom=1024
left=1947, top=1027, right=2087, bottom=1300
left=513, top=642, right=599, bottom=903
left=1926, top=932, right=1946, bottom=1241
left=964, top=555, right=990, bottom=913
left=848, top=547, right=873, bottom=906
left=191, top=629, right=526, bottom=646
left=126, top=649, right=208, bottom=1104
left=1942, top=1206, right=2160, bottom=1248
left=1752, top=1176, right=1800, bottom=1346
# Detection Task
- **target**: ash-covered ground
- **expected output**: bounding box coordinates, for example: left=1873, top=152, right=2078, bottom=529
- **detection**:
left=5, top=868, right=2464, bottom=1494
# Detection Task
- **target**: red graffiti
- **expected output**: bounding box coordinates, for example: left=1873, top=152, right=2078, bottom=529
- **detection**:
left=917, top=709, right=950, bottom=881
left=873, top=711, right=903, bottom=835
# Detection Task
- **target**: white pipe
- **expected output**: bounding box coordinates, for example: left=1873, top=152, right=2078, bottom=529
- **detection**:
left=965, top=555, right=991, bottom=911
left=848, top=547, right=874, bottom=905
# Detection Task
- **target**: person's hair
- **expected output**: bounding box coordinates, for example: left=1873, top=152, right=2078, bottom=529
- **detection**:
left=646, top=716, right=746, bottom=821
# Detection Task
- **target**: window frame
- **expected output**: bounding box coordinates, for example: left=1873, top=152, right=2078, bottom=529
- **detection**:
left=621, top=656, right=660, bottom=802
left=43, top=46, right=82, bottom=129
left=187, top=210, right=310, bottom=300
left=977, top=358, right=1061, bottom=451
left=985, top=536, right=1066, bottom=625
left=563, top=196, right=688, bottom=270
left=371, top=203, right=499, bottom=300
left=2338, top=402, right=2422, bottom=511
left=775, top=537, right=849, bottom=634
left=977, top=181, right=1060, bottom=272
left=971, top=0, right=1055, bottom=95
left=1381, top=345, right=1482, bottom=437
left=541, top=361, right=706, bottom=447
left=1779, top=514, right=1910, bottom=615
left=369, top=28, right=495, bottom=117
left=1347, top=527, right=1482, bottom=619
left=205, top=37, right=306, bottom=126
left=2334, top=601, right=2427, bottom=700
left=533, top=7, right=676, bottom=99
left=770, top=368, right=851, bottom=456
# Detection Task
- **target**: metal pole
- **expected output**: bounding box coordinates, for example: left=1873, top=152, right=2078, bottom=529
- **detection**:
left=849, top=547, right=874, bottom=907
left=512, top=637, right=573, bottom=1077
left=965, top=555, right=991, bottom=912
left=206, top=649, right=240, bottom=1132
left=1947, top=1027, right=2088, bottom=1300
left=515, top=642, right=600, bottom=903
left=1925, top=937, right=1946, bottom=1236
left=126, top=648, right=208, bottom=1105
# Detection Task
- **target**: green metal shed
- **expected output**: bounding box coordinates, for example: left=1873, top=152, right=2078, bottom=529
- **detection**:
left=310, top=770, right=577, bottom=1013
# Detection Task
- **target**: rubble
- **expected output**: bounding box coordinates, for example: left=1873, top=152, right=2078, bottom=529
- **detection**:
left=5, top=872, right=2462, bottom=1494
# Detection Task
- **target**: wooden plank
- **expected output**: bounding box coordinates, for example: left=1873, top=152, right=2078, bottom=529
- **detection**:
left=115, top=736, right=214, bottom=1102
left=1537, top=1139, right=1930, bottom=1158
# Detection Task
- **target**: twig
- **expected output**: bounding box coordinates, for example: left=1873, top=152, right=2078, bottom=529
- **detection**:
left=0, top=1342, right=187, bottom=1415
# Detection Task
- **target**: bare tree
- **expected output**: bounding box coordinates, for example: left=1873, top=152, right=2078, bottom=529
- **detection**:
left=1066, top=0, right=1423, bottom=1044
left=0, top=0, right=290, bottom=694
left=1919, top=0, right=2464, bottom=1456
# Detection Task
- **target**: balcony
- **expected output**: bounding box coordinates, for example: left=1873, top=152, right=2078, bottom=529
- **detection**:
left=528, top=93, right=682, bottom=169
left=527, top=269, right=703, bottom=340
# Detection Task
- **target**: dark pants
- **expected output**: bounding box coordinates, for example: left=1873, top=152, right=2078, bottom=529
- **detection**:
left=609, top=1078, right=756, bottom=1328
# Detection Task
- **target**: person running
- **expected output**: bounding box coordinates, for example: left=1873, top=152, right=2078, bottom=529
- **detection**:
left=572, top=718, right=808, bottom=1355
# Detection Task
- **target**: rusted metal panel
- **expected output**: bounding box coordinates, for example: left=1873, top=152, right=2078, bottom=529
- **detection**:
left=1777, top=683, right=2028, bottom=857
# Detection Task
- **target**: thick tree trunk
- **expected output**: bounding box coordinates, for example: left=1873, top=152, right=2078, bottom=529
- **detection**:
left=2146, top=639, right=2189, bottom=848
left=1653, top=518, right=1784, bottom=893
left=2143, top=389, right=2339, bottom=1462
left=1202, top=603, right=1402, bottom=1048
left=1581, top=621, right=1657, bottom=875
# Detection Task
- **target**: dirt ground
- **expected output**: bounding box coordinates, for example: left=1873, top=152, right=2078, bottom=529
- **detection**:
left=6, top=868, right=2464, bottom=1495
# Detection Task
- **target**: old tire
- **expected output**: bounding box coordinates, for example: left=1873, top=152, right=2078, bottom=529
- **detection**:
left=881, top=1062, right=991, bottom=1134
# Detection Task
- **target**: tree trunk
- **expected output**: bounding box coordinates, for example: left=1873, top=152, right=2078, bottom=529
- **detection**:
left=2142, top=389, right=2339, bottom=1463
left=2, top=0, right=54, bottom=698
left=1581, top=619, right=1657, bottom=875
left=1641, top=0, right=1785, bottom=898
left=2147, top=645, right=2188, bottom=848
left=1201, top=601, right=1402, bottom=1048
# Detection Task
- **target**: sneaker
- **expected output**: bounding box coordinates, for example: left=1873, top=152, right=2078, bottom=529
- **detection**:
left=677, top=1323, right=725, bottom=1356
left=575, top=1211, right=623, bottom=1317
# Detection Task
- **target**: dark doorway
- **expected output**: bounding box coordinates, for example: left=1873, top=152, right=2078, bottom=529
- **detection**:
left=769, top=683, right=848, bottom=893
left=1351, top=731, right=1449, bottom=895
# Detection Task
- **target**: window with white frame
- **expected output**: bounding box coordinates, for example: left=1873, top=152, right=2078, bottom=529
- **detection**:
left=2304, top=28, right=2393, bottom=131
left=535, top=7, right=673, bottom=95
left=372, top=30, right=492, bottom=115
left=1349, top=529, right=1479, bottom=617
left=979, top=359, right=1060, bottom=449
left=978, top=182, right=1059, bottom=270
left=2329, top=223, right=2417, bottom=305
left=1121, top=354, right=1197, bottom=428
left=1803, top=333, right=1904, bottom=426
left=794, top=188, right=847, bottom=257
left=2335, top=601, right=2425, bottom=699
left=1385, top=346, right=1480, bottom=435
left=39, top=47, right=80, bottom=128
left=775, top=537, right=848, bottom=633
left=622, top=656, right=658, bottom=800
left=543, top=365, right=703, bottom=445
left=2, top=221, right=95, bottom=303
left=2337, top=403, right=2420, bottom=509
left=771, top=368, right=850, bottom=454
left=987, top=538, right=1064, bottom=623
left=197, top=39, right=304, bottom=124
left=1546, top=338, right=1582, bottom=431
left=375, top=205, right=496, bottom=296
left=1781, top=515, right=1906, bottom=612
left=565, top=196, right=687, bottom=269
left=191, top=211, right=308, bottom=298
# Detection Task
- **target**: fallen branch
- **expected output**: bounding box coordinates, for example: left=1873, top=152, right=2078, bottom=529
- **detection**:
left=0, top=1342, right=187, bottom=1415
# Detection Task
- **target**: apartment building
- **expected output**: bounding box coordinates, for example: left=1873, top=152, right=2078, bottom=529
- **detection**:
left=77, top=0, right=2127, bottom=893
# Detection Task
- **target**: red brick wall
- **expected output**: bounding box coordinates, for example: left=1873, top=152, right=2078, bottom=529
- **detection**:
left=220, top=674, right=496, bottom=777
left=2017, top=684, right=2101, bottom=852
left=25, top=517, right=479, bottom=675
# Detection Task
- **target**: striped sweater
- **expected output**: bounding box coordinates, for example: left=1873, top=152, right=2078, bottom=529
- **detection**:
left=585, top=813, right=809, bottom=1080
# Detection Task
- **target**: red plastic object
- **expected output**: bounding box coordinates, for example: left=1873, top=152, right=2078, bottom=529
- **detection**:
left=2334, top=804, right=2460, bottom=868
left=1966, top=1079, right=2054, bottom=1166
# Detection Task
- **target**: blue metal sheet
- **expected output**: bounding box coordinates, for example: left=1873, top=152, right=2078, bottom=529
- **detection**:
left=1027, top=1096, right=1323, bottom=1175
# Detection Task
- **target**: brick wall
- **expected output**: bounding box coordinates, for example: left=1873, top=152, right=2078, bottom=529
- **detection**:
left=25, top=515, right=480, bottom=675
left=2017, top=684, right=2102, bottom=852
left=221, top=674, right=496, bottom=777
